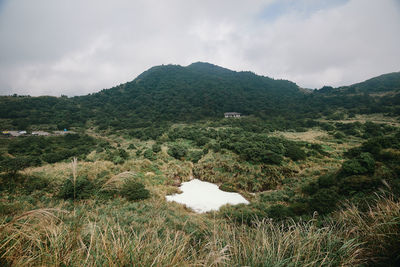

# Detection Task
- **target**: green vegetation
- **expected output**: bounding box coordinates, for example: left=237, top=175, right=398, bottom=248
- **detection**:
left=120, top=180, right=150, bottom=201
left=2, top=63, right=399, bottom=132
left=6, top=133, right=97, bottom=164
left=1, top=63, right=400, bottom=265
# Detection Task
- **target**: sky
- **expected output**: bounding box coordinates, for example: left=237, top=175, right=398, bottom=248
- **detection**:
left=0, top=0, right=399, bottom=96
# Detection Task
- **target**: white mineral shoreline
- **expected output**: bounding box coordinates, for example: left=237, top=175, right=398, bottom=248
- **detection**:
left=166, top=179, right=249, bottom=213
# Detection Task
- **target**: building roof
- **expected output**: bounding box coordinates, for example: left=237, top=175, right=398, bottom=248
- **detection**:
left=224, top=112, right=241, bottom=115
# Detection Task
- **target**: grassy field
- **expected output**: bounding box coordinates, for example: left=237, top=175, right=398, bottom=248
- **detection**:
left=1, top=119, right=399, bottom=266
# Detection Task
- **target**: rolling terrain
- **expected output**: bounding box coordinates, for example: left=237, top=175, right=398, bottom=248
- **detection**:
left=1, top=63, right=400, bottom=266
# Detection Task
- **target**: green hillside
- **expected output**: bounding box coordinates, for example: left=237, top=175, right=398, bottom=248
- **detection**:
left=0, top=63, right=400, bottom=131
left=1, top=63, right=400, bottom=266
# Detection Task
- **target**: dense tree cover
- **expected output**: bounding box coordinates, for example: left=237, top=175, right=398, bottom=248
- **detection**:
left=1, top=63, right=399, bottom=131
left=0, top=156, right=35, bottom=177
left=166, top=123, right=308, bottom=165
left=5, top=134, right=97, bottom=164
left=223, top=128, right=400, bottom=224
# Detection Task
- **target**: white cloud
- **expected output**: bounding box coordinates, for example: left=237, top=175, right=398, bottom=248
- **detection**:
left=0, top=0, right=399, bottom=95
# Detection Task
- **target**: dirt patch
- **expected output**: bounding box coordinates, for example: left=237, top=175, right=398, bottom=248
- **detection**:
left=271, top=130, right=329, bottom=144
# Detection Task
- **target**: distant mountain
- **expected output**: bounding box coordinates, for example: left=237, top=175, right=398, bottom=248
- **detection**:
left=76, top=62, right=301, bottom=127
left=315, top=72, right=400, bottom=95
left=347, top=72, right=400, bottom=93
left=0, top=63, right=399, bottom=130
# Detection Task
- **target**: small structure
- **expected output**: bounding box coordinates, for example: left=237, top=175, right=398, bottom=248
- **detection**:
left=31, top=131, right=50, bottom=136
left=224, top=112, right=241, bottom=118
left=8, top=131, right=21, bottom=137
left=1, top=131, right=10, bottom=136
left=54, top=130, right=74, bottom=135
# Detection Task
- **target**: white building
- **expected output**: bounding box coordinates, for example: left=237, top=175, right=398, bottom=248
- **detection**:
left=224, top=112, right=241, bottom=118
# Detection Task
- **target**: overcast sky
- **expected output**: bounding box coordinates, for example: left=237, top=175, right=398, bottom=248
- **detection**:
left=0, top=0, right=399, bottom=96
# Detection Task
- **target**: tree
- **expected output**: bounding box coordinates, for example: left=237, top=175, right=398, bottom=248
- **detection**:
left=168, top=144, right=188, bottom=160
left=0, top=156, right=32, bottom=177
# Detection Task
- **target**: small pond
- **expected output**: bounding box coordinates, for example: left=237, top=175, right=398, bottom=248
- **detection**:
left=166, top=179, right=249, bottom=213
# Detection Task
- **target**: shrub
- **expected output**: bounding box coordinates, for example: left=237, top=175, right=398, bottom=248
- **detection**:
left=318, top=174, right=337, bottom=188
left=339, top=175, right=381, bottom=195
left=127, top=143, right=136, bottom=150
left=58, top=176, right=96, bottom=200
left=143, top=149, right=155, bottom=160
left=189, top=150, right=203, bottom=163
left=195, top=136, right=209, bottom=147
left=23, top=175, right=49, bottom=194
left=285, top=144, right=307, bottom=161
left=112, top=156, right=125, bottom=165
left=267, top=204, right=294, bottom=220
left=118, top=148, right=129, bottom=159
left=333, top=131, right=346, bottom=139
left=152, top=143, right=161, bottom=153
left=120, top=180, right=150, bottom=201
left=289, top=202, right=310, bottom=216
left=309, top=188, right=340, bottom=214
left=168, top=144, right=188, bottom=160
left=0, top=156, right=34, bottom=177
left=302, top=181, right=319, bottom=195
left=341, top=153, right=375, bottom=176
left=219, top=182, right=236, bottom=192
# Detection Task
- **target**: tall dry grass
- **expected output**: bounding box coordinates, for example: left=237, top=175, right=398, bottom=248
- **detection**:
left=71, top=157, right=78, bottom=201
left=337, top=194, right=400, bottom=265
left=0, top=204, right=384, bottom=266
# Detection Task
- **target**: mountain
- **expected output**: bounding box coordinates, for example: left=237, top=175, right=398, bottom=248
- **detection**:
left=78, top=62, right=301, bottom=126
left=315, top=72, right=400, bottom=95
left=0, top=63, right=400, bottom=130
left=308, top=72, right=400, bottom=116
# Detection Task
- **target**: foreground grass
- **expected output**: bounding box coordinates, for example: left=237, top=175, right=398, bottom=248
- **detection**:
left=1, top=121, right=399, bottom=266
left=1, top=195, right=399, bottom=266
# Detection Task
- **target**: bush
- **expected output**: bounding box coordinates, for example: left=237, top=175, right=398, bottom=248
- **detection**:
left=219, top=182, right=236, bottom=192
left=289, top=202, right=310, bottom=216
left=168, top=144, right=188, bottom=160
left=127, top=143, right=136, bottom=150
left=152, top=143, right=161, bottom=153
left=118, top=148, right=129, bottom=159
left=112, top=156, right=125, bottom=165
left=341, top=152, right=375, bottom=176
left=189, top=150, right=203, bottom=163
left=120, top=180, right=150, bottom=201
left=195, top=137, right=209, bottom=147
left=318, top=174, right=337, bottom=188
left=285, top=144, right=307, bottom=161
left=339, top=175, right=381, bottom=195
left=0, top=156, right=35, bottom=177
left=58, top=176, right=96, bottom=200
left=23, top=175, right=49, bottom=194
left=267, top=204, right=294, bottom=220
left=309, top=188, right=339, bottom=214
left=143, top=149, right=155, bottom=160
left=333, top=131, right=346, bottom=139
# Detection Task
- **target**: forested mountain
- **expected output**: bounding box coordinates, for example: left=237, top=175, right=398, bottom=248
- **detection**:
left=0, top=63, right=399, bottom=130
left=78, top=62, right=301, bottom=128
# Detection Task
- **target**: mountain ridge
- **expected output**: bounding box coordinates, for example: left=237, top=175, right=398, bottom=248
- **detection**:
left=1, top=62, right=400, bottom=130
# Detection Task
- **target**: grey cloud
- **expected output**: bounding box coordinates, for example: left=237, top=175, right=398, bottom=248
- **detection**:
left=0, top=0, right=399, bottom=96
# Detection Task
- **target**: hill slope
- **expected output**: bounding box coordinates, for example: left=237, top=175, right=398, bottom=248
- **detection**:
left=0, top=62, right=301, bottom=129
left=0, top=63, right=400, bottom=130
left=79, top=62, right=300, bottom=125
